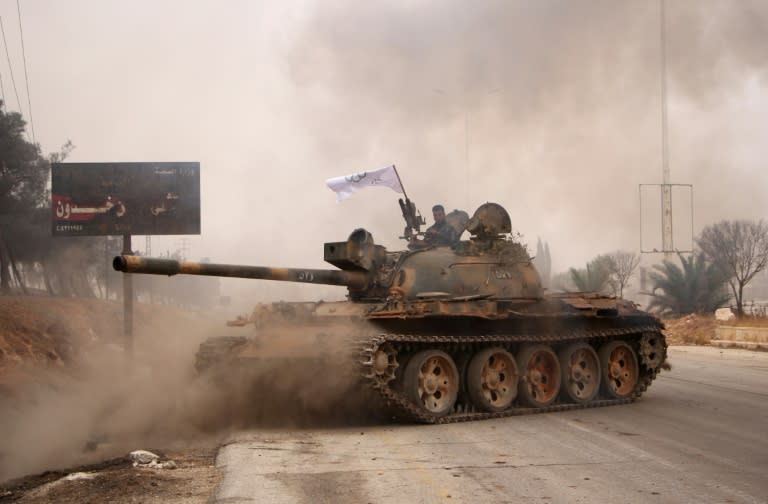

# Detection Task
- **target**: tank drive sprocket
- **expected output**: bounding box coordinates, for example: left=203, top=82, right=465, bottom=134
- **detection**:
left=639, top=331, right=667, bottom=369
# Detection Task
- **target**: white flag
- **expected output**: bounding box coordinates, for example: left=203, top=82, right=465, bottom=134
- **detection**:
left=325, top=165, right=404, bottom=202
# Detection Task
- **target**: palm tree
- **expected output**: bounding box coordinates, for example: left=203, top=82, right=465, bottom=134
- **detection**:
left=647, top=252, right=730, bottom=317
left=569, top=255, right=613, bottom=293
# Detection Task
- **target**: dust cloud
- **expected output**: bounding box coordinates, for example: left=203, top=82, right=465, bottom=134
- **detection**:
left=3, top=1, right=768, bottom=478
left=280, top=0, right=768, bottom=272
left=0, top=306, right=377, bottom=483
left=191, top=325, right=382, bottom=431
left=2, top=2, right=766, bottom=488
left=2, top=1, right=764, bottom=291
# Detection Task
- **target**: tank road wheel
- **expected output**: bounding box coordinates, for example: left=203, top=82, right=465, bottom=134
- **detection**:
left=403, top=350, right=459, bottom=417
left=467, top=347, right=518, bottom=412
left=517, top=345, right=561, bottom=408
left=558, top=343, right=601, bottom=404
left=599, top=340, right=639, bottom=399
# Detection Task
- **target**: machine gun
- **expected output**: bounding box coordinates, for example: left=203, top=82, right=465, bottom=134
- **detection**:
left=398, top=197, right=425, bottom=243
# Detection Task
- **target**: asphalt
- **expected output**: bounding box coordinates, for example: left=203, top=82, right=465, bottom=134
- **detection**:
left=213, top=346, right=768, bottom=503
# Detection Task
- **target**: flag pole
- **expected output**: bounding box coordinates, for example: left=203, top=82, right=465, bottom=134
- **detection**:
left=392, top=165, right=410, bottom=201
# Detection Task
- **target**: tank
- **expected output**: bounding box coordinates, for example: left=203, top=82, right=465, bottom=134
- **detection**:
left=113, top=202, right=667, bottom=423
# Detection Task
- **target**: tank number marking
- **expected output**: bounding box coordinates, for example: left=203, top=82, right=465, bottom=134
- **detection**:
left=298, top=271, right=315, bottom=281
left=493, top=268, right=517, bottom=280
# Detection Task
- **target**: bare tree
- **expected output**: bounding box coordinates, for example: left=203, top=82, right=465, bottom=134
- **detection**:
left=697, top=220, right=768, bottom=316
left=606, top=250, right=641, bottom=298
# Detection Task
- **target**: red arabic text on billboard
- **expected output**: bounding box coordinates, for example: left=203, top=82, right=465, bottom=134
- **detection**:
left=51, top=162, right=201, bottom=236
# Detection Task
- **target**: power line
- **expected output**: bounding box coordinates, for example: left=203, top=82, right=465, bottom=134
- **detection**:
left=0, top=64, right=5, bottom=110
left=0, top=16, right=22, bottom=116
left=16, top=0, right=35, bottom=144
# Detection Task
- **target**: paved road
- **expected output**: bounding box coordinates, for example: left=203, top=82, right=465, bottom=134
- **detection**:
left=214, top=346, right=768, bottom=503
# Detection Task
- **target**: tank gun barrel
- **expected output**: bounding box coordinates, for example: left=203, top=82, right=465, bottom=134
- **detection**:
left=112, top=255, right=368, bottom=289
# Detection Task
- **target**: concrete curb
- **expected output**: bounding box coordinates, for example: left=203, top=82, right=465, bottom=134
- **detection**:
left=714, top=325, right=768, bottom=343
left=710, top=339, right=768, bottom=351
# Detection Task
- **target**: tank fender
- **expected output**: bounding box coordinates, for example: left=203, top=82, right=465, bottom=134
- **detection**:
left=561, top=295, right=619, bottom=317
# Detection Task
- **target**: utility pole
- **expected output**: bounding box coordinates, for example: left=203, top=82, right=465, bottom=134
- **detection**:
left=178, top=237, right=191, bottom=260
left=435, top=86, right=502, bottom=210
left=639, top=0, right=693, bottom=257
left=660, top=0, right=673, bottom=258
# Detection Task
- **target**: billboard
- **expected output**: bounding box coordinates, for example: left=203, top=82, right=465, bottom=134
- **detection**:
left=52, top=162, right=200, bottom=236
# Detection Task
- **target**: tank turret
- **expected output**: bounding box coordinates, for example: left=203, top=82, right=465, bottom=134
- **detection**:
left=114, top=203, right=544, bottom=301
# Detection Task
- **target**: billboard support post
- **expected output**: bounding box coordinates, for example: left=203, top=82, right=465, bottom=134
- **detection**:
left=122, top=233, right=133, bottom=352
left=104, top=237, right=109, bottom=301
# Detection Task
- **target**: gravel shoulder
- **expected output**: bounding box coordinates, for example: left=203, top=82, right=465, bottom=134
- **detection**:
left=1, top=447, right=219, bottom=504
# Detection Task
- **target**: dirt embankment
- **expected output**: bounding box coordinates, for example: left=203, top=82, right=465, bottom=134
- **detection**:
left=662, top=313, right=768, bottom=346
left=0, top=295, right=220, bottom=388
left=0, top=295, right=228, bottom=502
left=662, top=314, right=718, bottom=346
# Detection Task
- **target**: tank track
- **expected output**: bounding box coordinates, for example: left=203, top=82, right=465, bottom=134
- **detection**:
left=195, top=336, right=248, bottom=374
left=359, top=323, right=666, bottom=424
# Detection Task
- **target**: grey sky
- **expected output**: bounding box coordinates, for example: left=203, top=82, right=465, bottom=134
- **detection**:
left=2, top=0, right=766, bottom=301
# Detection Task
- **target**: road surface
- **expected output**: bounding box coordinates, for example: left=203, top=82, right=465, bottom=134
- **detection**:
left=214, top=346, right=768, bottom=503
